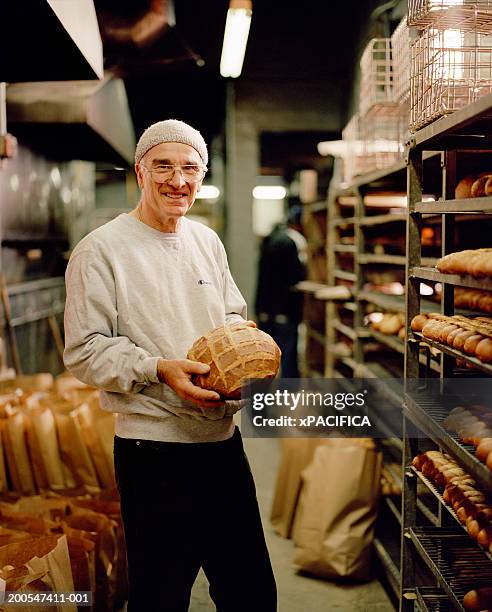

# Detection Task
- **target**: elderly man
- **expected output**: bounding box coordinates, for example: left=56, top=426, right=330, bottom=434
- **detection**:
left=64, top=119, right=277, bottom=612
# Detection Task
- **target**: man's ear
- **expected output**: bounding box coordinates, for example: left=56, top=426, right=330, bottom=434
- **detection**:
left=135, top=163, right=144, bottom=189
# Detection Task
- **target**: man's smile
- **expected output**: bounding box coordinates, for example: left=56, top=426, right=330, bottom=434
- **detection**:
left=162, top=191, right=187, bottom=200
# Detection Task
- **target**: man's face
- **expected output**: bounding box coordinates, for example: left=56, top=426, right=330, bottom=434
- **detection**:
left=135, top=142, right=203, bottom=220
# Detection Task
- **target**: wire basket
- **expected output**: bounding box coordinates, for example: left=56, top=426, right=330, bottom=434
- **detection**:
left=341, top=113, right=365, bottom=184
left=410, top=27, right=492, bottom=131
left=360, top=104, right=405, bottom=174
left=391, top=18, right=411, bottom=103
left=359, top=38, right=393, bottom=116
left=408, top=0, right=492, bottom=32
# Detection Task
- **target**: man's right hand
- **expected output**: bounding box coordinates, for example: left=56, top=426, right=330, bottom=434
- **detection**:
left=157, top=358, right=224, bottom=409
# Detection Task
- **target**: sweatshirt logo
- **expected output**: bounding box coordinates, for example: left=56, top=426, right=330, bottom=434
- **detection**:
left=198, top=279, right=212, bottom=285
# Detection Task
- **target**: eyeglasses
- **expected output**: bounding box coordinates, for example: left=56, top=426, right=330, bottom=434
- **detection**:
left=141, top=164, right=207, bottom=184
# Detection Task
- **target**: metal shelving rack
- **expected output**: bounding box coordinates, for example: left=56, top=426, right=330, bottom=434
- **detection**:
left=401, top=92, right=492, bottom=612
left=317, top=94, right=492, bottom=611
left=299, top=200, right=330, bottom=377
left=325, top=151, right=443, bottom=380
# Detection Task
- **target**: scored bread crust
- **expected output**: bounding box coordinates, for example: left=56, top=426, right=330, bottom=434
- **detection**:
left=187, top=323, right=281, bottom=399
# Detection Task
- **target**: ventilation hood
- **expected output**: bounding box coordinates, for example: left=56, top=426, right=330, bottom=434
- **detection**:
left=1, top=0, right=103, bottom=82
left=7, top=76, right=135, bottom=167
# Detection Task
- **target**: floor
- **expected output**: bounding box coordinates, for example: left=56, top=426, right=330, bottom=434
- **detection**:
left=189, top=428, right=394, bottom=612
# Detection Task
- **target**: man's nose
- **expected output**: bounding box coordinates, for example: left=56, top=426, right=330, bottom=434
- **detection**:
left=168, top=168, right=186, bottom=188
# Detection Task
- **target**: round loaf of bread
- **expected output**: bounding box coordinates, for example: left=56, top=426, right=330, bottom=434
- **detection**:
left=455, top=175, right=475, bottom=199
left=471, top=175, right=491, bottom=198
left=453, top=330, right=477, bottom=351
left=439, top=323, right=458, bottom=344
left=476, top=439, right=492, bottom=462
left=410, top=314, right=428, bottom=332
left=379, top=313, right=403, bottom=335
left=463, top=334, right=485, bottom=355
left=476, top=338, right=492, bottom=363
left=463, top=588, right=492, bottom=612
left=478, top=526, right=492, bottom=548
left=187, top=323, right=281, bottom=399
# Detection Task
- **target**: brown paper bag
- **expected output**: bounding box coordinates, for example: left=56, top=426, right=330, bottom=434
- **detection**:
left=53, top=411, right=99, bottom=491
left=0, top=565, right=53, bottom=612
left=293, top=439, right=382, bottom=580
left=3, top=375, right=54, bottom=393
left=61, top=524, right=96, bottom=594
left=14, top=496, right=71, bottom=522
left=24, top=416, right=49, bottom=491
left=65, top=508, right=118, bottom=612
left=0, top=427, right=9, bottom=494
left=29, top=409, right=65, bottom=490
left=0, top=508, right=57, bottom=535
left=0, top=526, right=32, bottom=547
left=72, top=404, right=115, bottom=489
left=2, top=413, right=36, bottom=495
left=0, top=535, right=76, bottom=611
left=270, top=438, right=332, bottom=538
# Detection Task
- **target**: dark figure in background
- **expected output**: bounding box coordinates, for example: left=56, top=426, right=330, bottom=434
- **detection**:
left=255, top=207, right=307, bottom=378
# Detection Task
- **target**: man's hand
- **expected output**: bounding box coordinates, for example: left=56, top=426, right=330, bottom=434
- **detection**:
left=244, top=320, right=257, bottom=328
left=157, top=358, right=224, bottom=408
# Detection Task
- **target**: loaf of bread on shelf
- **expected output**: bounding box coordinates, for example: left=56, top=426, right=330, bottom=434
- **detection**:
left=410, top=313, right=429, bottom=331
left=468, top=253, right=492, bottom=278
left=421, top=318, right=444, bottom=340
left=463, top=334, right=485, bottom=355
left=413, top=451, right=492, bottom=534
left=471, top=175, right=492, bottom=198
left=455, top=175, right=476, bottom=199
left=476, top=439, right=492, bottom=462
left=454, top=288, right=492, bottom=314
left=463, top=588, right=492, bottom=612
left=476, top=338, right=492, bottom=363
left=375, top=312, right=405, bottom=335
left=379, top=313, right=405, bottom=335
left=437, top=249, right=492, bottom=277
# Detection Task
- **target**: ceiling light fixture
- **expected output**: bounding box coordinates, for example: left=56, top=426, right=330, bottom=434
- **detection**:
left=220, top=0, right=252, bottom=78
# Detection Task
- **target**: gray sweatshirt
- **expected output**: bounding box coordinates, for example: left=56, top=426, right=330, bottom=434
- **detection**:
left=63, top=213, right=248, bottom=443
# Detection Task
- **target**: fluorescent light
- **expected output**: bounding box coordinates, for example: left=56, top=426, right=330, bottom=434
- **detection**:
left=252, top=186, right=286, bottom=200
left=196, top=185, right=221, bottom=200
left=318, top=138, right=400, bottom=157
left=220, top=1, right=252, bottom=78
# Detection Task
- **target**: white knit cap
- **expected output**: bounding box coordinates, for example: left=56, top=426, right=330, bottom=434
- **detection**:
left=134, top=119, right=208, bottom=166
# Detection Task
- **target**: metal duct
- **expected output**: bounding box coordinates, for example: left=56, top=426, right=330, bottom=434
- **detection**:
left=98, top=0, right=176, bottom=49
left=6, top=76, right=135, bottom=167
left=1, top=0, right=103, bottom=82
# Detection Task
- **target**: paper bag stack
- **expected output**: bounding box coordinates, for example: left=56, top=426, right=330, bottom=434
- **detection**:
left=0, top=491, right=126, bottom=611
left=271, top=438, right=382, bottom=580
left=0, top=372, right=116, bottom=495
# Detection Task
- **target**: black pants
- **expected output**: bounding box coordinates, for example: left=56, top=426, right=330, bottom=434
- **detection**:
left=114, top=427, right=277, bottom=612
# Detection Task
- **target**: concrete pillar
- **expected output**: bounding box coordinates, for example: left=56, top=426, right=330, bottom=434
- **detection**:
left=225, top=83, right=259, bottom=312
